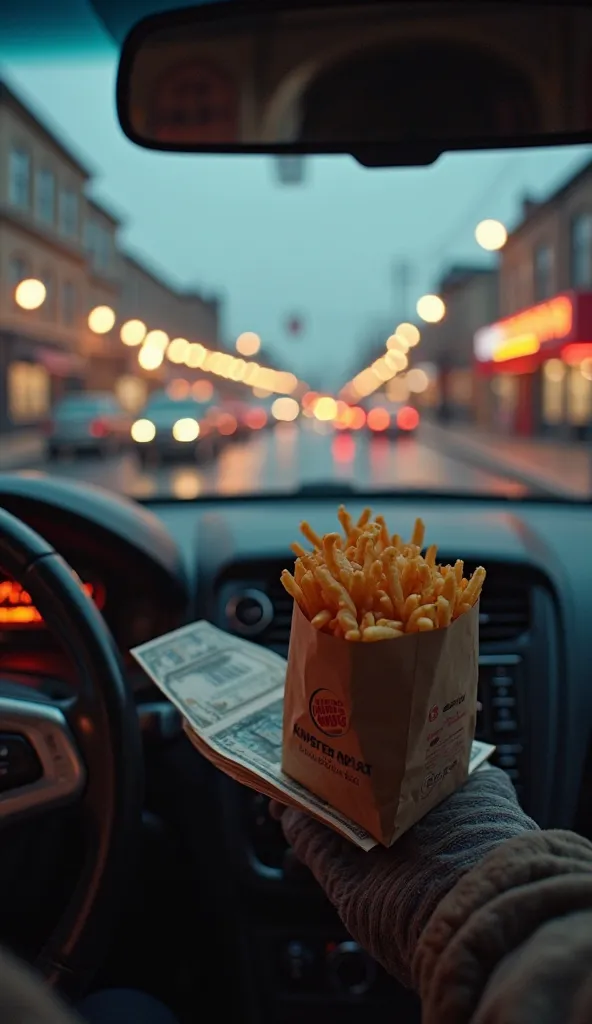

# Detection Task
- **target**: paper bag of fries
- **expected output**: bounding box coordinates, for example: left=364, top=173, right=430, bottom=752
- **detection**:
left=280, top=507, right=485, bottom=847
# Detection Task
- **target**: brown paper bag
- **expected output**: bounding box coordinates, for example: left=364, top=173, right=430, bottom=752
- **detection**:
left=282, top=600, right=479, bottom=846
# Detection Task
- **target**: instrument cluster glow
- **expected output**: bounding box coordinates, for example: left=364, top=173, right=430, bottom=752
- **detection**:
left=0, top=576, right=106, bottom=626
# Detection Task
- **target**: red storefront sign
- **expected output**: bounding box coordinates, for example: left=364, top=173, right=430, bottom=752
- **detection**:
left=473, top=292, right=592, bottom=375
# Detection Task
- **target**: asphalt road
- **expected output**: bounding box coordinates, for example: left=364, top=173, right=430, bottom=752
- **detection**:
left=25, top=424, right=530, bottom=500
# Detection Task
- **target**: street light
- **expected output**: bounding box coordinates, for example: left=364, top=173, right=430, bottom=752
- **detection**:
left=416, top=294, right=446, bottom=324
left=88, top=305, right=116, bottom=334
left=475, top=219, right=508, bottom=251
left=394, top=322, right=420, bottom=347
left=120, top=319, right=146, bottom=346
left=15, top=278, right=46, bottom=310
left=144, top=329, right=169, bottom=350
left=138, top=344, right=164, bottom=370
left=236, top=331, right=261, bottom=357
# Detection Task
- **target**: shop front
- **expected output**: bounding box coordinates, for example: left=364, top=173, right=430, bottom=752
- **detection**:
left=473, top=292, right=592, bottom=439
left=0, top=331, right=84, bottom=434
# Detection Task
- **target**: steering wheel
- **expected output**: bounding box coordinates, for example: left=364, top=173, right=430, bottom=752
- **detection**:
left=0, top=508, right=143, bottom=1000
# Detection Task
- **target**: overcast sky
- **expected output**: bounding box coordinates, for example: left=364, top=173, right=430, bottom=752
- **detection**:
left=2, top=46, right=591, bottom=388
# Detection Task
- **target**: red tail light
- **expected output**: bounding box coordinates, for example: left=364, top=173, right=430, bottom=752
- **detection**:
left=89, top=418, right=109, bottom=438
left=397, top=406, right=420, bottom=431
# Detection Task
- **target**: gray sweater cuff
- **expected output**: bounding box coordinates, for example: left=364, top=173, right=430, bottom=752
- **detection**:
left=281, top=766, right=536, bottom=988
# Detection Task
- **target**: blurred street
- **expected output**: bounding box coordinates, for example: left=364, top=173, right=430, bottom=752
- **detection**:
left=0, top=424, right=560, bottom=500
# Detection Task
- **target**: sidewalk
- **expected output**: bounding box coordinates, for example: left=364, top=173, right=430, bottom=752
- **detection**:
left=421, top=421, right=592, bottom=499
left=0, top=430, right=44, bottom=470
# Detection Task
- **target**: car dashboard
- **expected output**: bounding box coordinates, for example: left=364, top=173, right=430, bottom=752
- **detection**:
left=0, top=474, right=590, bottom=1023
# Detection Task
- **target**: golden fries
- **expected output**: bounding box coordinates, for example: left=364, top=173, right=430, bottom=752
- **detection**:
left=280, top=507, right=486, bottom=641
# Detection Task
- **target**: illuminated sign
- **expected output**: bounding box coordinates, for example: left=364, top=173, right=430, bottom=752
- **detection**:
left=0, top=578, right=104, bottom=625
left=474, top=296, right=573, bottom=362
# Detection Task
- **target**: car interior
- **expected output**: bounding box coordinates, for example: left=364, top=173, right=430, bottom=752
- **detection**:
left=1, top=2, right=592, bottom=1023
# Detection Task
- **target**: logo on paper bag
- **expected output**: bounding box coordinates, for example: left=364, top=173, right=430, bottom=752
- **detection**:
left=309, top=688, right=349, bottom=737
left=421, top=758, right=459, bottom=798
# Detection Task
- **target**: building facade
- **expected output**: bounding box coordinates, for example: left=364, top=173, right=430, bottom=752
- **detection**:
left=420, top=265, right=498, bottom=424
left=474, top=160, right=592, bottom=439
left=0, top=80, right=220, bottom=434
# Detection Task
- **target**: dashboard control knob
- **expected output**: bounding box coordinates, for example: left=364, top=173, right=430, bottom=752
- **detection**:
left=226, top=589, right=274, bottom=636
left=282, top=940, right=316, bottom=986
left=326, top=941, right=377, bottom=996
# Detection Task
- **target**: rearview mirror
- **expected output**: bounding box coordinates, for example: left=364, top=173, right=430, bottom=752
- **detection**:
left=117, top=0, right=592, bottom=165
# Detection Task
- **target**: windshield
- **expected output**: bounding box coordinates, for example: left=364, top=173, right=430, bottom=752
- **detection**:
left=2, top=2, right=592, bottom=502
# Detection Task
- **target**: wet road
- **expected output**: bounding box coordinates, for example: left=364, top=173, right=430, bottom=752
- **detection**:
left=27, top=424, right=529, bottom=500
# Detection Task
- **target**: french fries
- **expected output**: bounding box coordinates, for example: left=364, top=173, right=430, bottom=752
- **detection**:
left=280, top=507, right=486, bottom=642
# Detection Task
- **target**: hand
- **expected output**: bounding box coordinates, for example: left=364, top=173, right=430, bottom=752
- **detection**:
left=271, top=767, right=537, bottom=988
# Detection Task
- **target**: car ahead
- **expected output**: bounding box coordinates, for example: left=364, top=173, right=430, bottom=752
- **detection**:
left=131, top=392, right=218, bottom=467
left=46, top=392, right=132, bottom=458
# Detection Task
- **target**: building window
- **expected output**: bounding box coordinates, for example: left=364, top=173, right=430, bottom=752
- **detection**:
left=534, top=244, right=554, bottom=301
left=59, top=187, right=79, bottom=238
left=84, top=219, right=112, bottom=274
left=8, top=147, right=31, bottom=209
left=570, top=213, right=592, bottom=288
left=35, top=167, right=56, bottom=225
left=8, top=255, right=29, bottom=288
left=8, top=255, right=30, bottom=305
left=7, top=361, right=50, bottom=424
left=62, top=281, right=76, bottom=326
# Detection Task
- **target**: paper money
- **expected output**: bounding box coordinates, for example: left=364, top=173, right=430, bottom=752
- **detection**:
left=132, top=619, right=495, bottom=851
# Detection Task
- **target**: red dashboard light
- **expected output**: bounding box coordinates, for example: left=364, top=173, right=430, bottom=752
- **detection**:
left=397, top=406, right=420, bottom=431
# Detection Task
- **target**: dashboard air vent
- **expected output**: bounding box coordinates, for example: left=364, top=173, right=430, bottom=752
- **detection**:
left=220, top=560, right=532, bottom=654
left=478, top=580, right=531, bottom=643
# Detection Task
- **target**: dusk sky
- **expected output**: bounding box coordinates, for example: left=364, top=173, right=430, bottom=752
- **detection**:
left=2, top=16, right=591, bottom=389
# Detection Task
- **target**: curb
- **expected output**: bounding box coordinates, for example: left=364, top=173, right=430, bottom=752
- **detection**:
left=419, top=424, right=583, bottom=499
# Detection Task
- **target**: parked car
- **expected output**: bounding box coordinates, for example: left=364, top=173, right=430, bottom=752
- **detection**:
left=131, top=392, right=218, bottom=467
left=46, top=392, right=132, bottom=458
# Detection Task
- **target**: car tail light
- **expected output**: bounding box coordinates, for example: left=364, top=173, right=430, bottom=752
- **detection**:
left=397, top=406, right=420, bottom=431
left=89, top=418, right=109, bottom=438
left=42, top=419, right=53, bottom=435
left=367, top=407, right=390, bottom=432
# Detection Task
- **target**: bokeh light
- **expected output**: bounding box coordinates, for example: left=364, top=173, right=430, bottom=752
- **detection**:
left=394, top=322, right=420, bottom=347
left=120, top=319, right=146, bottom=346
left=475, top=219, right=508, bottom=252
left=406, top=368, right=429, bottom=393
left=313, top=396, right=338, bottom=421
left=88, top=305, right=116, bottom=334
left=271, top=396, right=300, bottom=422
left=348, top=406, right=366, bottom=430
left=131, top=419, right=156, bottom=442
left=236, top=331, right=261, bottom=357
left=144, top=329, right=169, bottom=350
left=218, top=412, right=238, bottom=435
left=386, top=333, right=409, bottom=354
left=543, top=358, right=566, bottom=382
left=416, top=294, right=446, bottom=324
left=167, top=378, right=190, bottom=400
left=172, top=417, right=200, bottom=442
left=245, top=407, right=268, bottom=430
left=367, top=407, right=390, bottom=432
left=167, top=337, right=190, bottom=363
left=192, top=379, right=214, bottom=402
left=138, top=345, right=164, bottom=370
left=15, top=278, right=46, bottom=310
left=185, top=343, right=207, bottom=368
left=397, top=406, right=420, bottom=431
